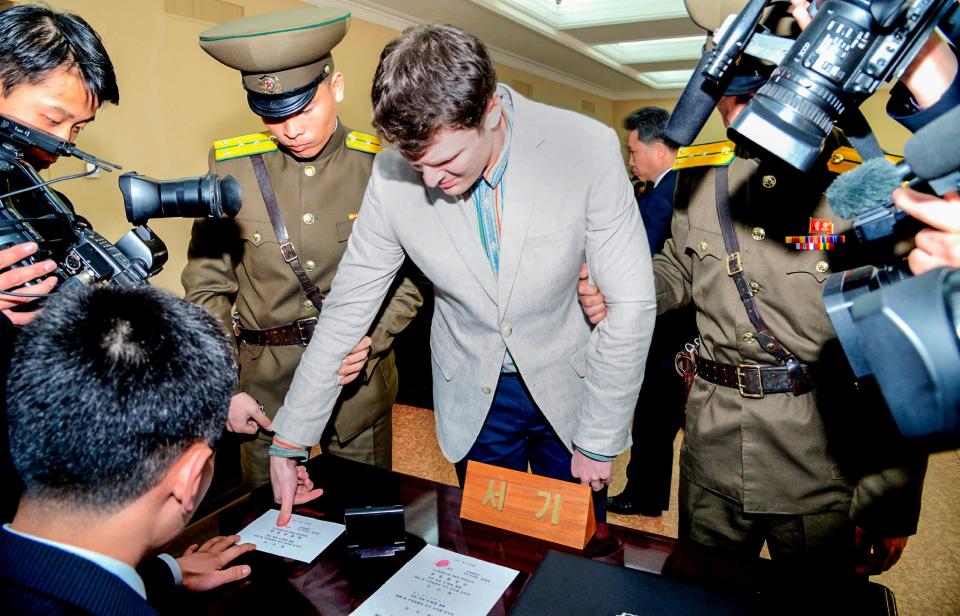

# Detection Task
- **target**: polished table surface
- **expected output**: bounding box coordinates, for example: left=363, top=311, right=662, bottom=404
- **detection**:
left=168, top=454, right=893, bottom=615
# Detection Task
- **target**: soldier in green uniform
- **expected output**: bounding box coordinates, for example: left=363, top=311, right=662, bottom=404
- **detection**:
left=579, top=0, right=928, bottom=579
left=182, top=7, right=422, bottom=488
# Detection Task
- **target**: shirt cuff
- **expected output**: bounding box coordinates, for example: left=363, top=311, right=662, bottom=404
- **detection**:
left=156, top=553, right=182, bottom=587
left=269, top=434, right=309, bottom=461
left=575, top=446, right=615, bottom=463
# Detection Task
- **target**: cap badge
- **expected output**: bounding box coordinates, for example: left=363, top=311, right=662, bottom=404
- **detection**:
left=258, top=74, right=282, bottom=94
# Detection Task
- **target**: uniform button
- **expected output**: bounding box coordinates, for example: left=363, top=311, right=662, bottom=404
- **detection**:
left=698, top=240, right=708, bottom=252
left=752, top=227, right=766, bottom=241
left=749, top=281, right=761, bottom=293
left=761, top=175, right=777, bottom=188
left=303, top=300, right=314, bottom=310
left=482, top=385, right=492, bottom=394
left=251, top=232, right=262, bottom=243
left=742, top=332, right=756, bottom=344
left=303, top=165, right=316, bottom=177
left=816, top=260, right=830, bottom=273
left=503, top=326, right=512, bottom=338
left=303, top=213, right=316, bottom=225
left=304, top=260, right=316, bottom=271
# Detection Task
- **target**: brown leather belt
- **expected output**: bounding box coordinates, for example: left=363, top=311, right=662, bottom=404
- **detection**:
left=695, top=356, right=814, bottom=398
left=236, top=317, right=317, bottom=347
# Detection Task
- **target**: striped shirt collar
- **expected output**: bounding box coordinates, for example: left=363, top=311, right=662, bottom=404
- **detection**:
left=479, top=86, right=514, bottom=190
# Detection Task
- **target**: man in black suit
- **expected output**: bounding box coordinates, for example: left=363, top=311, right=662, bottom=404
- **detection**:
left=0, top=285, right=255, bottom=615
left=607, top=107, right=694, bottom=516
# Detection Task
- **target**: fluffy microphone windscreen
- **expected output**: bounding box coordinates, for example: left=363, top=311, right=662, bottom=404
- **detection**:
left=826, top=157, right=903, bottom=219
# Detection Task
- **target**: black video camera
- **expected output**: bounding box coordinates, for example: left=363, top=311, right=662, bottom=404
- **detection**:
left=0, top=114, right=242, bottom=293
left=820, top=104, right=960, bottom=451
left=666, top=0, right=960, bottom=172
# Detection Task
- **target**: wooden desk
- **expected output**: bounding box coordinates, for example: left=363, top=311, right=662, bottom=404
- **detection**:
left=168, top=455, right=893, bottom=615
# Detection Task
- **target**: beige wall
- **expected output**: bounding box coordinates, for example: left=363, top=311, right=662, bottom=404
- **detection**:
left=495, top=64, right=614, bottom=127
left=39, top=0, right=617, bottom=294
left=35, top=1, right=914, bottom=294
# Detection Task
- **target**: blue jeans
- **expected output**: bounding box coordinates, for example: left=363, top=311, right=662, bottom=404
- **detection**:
left=454, top=374, right=607, bottom=522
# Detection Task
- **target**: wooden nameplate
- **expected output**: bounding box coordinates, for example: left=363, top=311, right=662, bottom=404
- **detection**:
left=459, top=461, right=596, bottom=549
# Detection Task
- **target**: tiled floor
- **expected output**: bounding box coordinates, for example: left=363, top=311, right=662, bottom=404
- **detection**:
left=391, top=404, right=960, bottom=616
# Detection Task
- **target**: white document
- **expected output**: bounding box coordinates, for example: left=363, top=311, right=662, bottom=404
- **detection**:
left=351, top=544, right=518, bottom=616
left=236, top=509, right=344, bottom=563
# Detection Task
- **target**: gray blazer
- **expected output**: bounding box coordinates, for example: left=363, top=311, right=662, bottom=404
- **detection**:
left=272, top=86, right=656, bottom=461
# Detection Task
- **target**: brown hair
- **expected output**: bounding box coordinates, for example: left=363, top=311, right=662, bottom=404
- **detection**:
left=371, top=24, right=497, bottom=156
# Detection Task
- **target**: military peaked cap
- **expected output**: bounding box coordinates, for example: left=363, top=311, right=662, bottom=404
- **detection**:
left=199, top=7, right=350, bottom=119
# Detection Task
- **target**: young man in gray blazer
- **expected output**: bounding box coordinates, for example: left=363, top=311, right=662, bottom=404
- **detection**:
left=268, top=25, right=656, bottom=525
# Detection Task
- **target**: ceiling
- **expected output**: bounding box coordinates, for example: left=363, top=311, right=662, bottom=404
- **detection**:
left=328, top=0, right=708, bottom=100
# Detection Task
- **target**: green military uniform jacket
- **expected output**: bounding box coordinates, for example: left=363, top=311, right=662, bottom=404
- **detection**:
left=182, top=120, right=421, bottom=444
left=654, top=138, right=925, bottom=537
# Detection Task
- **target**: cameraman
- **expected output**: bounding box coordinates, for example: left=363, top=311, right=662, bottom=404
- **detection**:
left=0, top=0, right=118, bottom=327
left=0, top=1, right=121, bottom=522
left=0, top=3, right=254, bottom=600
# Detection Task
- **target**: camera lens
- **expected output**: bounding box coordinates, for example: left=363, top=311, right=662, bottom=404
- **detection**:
left=729, top=69, right=838, bottom=172
left=120, top=172, right=242, bottom=224
left=729, top=1, right=875, bottom=171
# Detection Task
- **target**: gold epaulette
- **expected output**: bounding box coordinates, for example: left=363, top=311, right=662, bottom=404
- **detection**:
left=345, top=130, right=383, bottom=155
left=672, top=140, right=736, bottom=170
left=827, top=146, right=904, bottom=174
left=213, top=132, right=278, bottom=162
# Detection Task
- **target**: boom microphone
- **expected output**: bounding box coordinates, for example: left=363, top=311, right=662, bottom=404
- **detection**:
left=663, top=52, right=726, bottom=147
left=904, top=104, right=960, bottom=183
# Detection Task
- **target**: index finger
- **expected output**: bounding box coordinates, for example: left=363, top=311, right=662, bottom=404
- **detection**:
left=252, top=409, right=273, bottom=431
left=894, top=188, right=960, bottom=232
left=277, top=472, right=297, bottom=527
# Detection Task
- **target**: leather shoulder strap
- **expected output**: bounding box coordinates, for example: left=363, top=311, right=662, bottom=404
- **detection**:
left=250, top=154, right=325, bottom=310
left=714, top=166, right=810, bottom=393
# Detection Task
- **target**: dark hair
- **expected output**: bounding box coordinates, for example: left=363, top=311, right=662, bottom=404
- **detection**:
left=6, top=286, right=235, bottom=511
left=624, top=106, right=678, bottom=150
left=372, top=24, right=497, bottom=155
left=0, top=4, right=119, bottom=106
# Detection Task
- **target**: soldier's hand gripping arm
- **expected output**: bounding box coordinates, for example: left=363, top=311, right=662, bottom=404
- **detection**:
left=577, top=172, right=696, bottom=324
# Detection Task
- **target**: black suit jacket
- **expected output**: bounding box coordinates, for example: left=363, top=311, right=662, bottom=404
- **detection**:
left=637, top=168, right=677, bottom=255
left=0, top=528, right=158, bottom=616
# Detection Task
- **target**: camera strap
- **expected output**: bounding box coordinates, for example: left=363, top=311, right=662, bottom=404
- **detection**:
left=838, top=107, right=885, bottom=165
left=250, top=154, right=325, bottom=311
left=714, top=165, right=811, bottom=395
